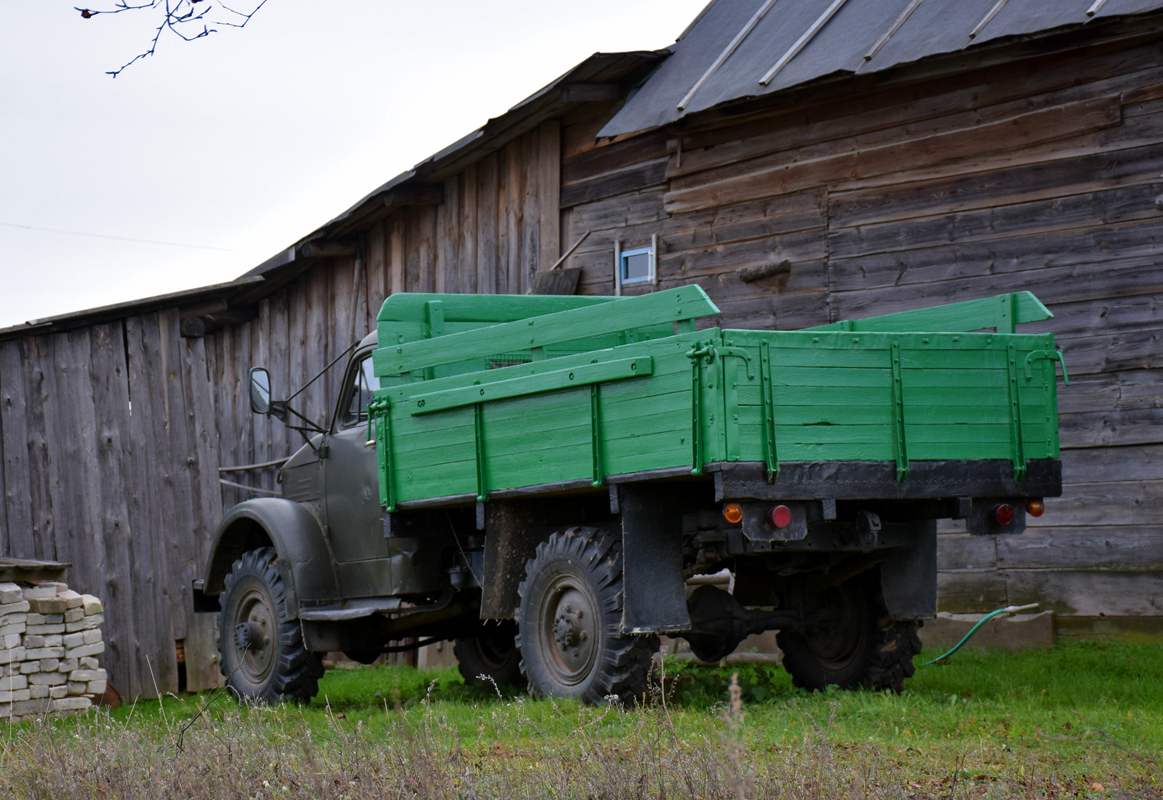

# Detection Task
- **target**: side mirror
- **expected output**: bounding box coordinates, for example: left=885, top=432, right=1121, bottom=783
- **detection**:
left=249, top=367, right=272, bottom=415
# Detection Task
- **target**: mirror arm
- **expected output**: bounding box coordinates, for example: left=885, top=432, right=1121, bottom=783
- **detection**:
left=292, top=427, right=318, bottom=451
left=284, top=340, right=358, bottom=405
left=281, top=418, right=327, bottom=455
left=267, top=400, right=289, bottom=424
left=281, top=404, right=326, bottom=434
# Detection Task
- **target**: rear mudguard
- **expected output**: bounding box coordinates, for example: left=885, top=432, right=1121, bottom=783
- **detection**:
left=201, top=498, right=340, bottom=612
left=879, top=520, right=938, bottom=620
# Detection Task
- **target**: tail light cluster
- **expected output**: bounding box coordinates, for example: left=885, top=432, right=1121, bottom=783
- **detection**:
left=994, top=499, right=1045, bottom=526
left=723, top=500, right=1042, bottom=530
left=721, top=503, right=793, bottom=529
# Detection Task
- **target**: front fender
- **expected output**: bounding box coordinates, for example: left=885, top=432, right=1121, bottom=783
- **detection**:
left=202, top=498, right=340, bottom=612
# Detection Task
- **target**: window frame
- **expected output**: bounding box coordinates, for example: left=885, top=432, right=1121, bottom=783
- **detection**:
left=614, top=237, right=658, bottom=295
left=334, top=350, right=377, bottom=431
left=619, top=247, right=654, bottom=285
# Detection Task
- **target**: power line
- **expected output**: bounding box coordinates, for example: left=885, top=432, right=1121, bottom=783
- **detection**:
left=0, top=221, right=236, bottom=252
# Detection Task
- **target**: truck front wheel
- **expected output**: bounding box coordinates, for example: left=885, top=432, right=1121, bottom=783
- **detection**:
left=778, top=572, right=920, bottom=693
left=218, top=547, right=322, bottom=703
left=516, top=527, right=658, bottom=706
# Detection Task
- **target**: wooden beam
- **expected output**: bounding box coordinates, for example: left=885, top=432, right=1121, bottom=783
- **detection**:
left=202, top=308, right=259, bottom=327
left=179, top=299, right=228, bottom=338
left=736, top=260, right=792, bottom=283
left=383, top=184, right=445, bottom=209
left=0, top=557, right=68, bottom=583
left=179, top=316, right=206, bottom=338
left=560, top=83, right=622, bottom=103
left=179, top=299, right=228, bottom=319
left=299, top=241, right=358, bottom=258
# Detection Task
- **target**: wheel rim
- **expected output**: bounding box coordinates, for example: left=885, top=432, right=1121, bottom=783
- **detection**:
left=804, top=583, right=868, bottom=672
left=231, top=580, right=276, bottom=684
left=538, top=574, right=599, bottom=687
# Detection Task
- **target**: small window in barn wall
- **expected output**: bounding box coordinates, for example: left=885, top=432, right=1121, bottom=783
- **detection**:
left=614, top=236, right=658, bottom=295
left=621, top=248, right=653, bottom=283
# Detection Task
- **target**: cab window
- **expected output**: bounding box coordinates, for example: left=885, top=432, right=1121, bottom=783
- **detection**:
left=339, top=354, right=377, bottom=428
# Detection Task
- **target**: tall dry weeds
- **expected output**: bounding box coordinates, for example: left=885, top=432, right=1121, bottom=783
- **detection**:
left=0, top=677, right=1155, bottom=800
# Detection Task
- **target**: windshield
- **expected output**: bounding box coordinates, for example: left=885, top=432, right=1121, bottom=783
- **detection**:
left=339, top=353, right=377, bottom=428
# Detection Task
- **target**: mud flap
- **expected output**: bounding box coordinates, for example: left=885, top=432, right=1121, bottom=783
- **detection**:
left=481, top=502, right=553, bottom=620
left=481, top=496, right=611, bottom=619
left=879, top=520, right=937, bottom=620
left=619, top=483, right=691, bottom=634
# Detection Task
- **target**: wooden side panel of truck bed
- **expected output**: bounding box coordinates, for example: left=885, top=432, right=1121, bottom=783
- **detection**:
left=370, top=287, right=1063, bottom=510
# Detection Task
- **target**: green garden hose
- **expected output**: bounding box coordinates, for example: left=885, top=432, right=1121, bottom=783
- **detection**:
left=924, top=603, right=1041, bottom=665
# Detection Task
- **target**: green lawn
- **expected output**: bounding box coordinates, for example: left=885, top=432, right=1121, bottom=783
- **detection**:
left=3, top=641, right=1160, bottom=799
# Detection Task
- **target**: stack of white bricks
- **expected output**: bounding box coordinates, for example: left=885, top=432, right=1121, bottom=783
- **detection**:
left=0, top=581, right=108, bottom=722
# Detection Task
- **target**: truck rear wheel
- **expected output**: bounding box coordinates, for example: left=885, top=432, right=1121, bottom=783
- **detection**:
left=516, top=527, right=658, bottom=706
left=454, top=621, right=525, bottom=689
left=778, top=572, right=920, bottom=693
left=218, top=547, right=322, bottom=703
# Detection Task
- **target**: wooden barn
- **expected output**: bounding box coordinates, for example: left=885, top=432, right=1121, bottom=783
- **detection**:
left=2, top=0, right=1162, bottom=700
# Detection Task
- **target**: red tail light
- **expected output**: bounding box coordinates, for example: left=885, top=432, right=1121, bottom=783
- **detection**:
left=769, top=504, right=791, bottom=529
left=993, top=503, right=1015, bottom=526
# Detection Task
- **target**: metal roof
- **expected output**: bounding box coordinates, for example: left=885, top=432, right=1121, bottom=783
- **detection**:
left=601, top=0, right=1163, bottom=137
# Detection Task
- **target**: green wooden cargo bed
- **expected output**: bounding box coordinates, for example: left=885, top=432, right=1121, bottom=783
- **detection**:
left=369, top=287, right=1064, bottom=511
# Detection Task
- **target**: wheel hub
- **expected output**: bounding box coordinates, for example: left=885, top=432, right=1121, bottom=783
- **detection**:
left=231, top=584, right=276, bottom=681
left=539, top=582, right=599, bottom=686
left=553, top=604, right=587, bottom=652
left=235, top=620, right=266, bottom=651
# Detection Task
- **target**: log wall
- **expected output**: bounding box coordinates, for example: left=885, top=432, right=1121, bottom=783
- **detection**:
left=560, top=34, right=1163, bottom=637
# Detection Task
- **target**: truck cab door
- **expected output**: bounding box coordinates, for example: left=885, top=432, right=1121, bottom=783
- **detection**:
left=323, top=349, right=392, bottom=597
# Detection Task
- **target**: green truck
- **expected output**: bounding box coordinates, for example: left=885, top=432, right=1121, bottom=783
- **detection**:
left=194, top=286, right=1065, bottom=705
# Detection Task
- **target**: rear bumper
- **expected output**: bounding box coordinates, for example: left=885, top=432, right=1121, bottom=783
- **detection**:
left=713, top=459, right=1061, bottom=502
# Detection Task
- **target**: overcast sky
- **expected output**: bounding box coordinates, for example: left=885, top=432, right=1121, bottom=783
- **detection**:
left=0, top=1, right=708, bottom=329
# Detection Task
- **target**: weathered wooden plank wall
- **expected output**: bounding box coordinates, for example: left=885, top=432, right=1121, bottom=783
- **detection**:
left=210, top=122, right=563, bottom=500
left=561, top=120, right=831, bottom=331
left=560, top=36, right=1163, bottom=635
left=0, top=314, right=222, bottom=700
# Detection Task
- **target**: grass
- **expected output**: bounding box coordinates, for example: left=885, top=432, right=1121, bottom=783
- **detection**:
left=1, top=640, right=1160, bottom=799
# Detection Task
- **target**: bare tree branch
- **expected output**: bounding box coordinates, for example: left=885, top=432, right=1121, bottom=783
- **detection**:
left=77, top=0, right=268, bottom=78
